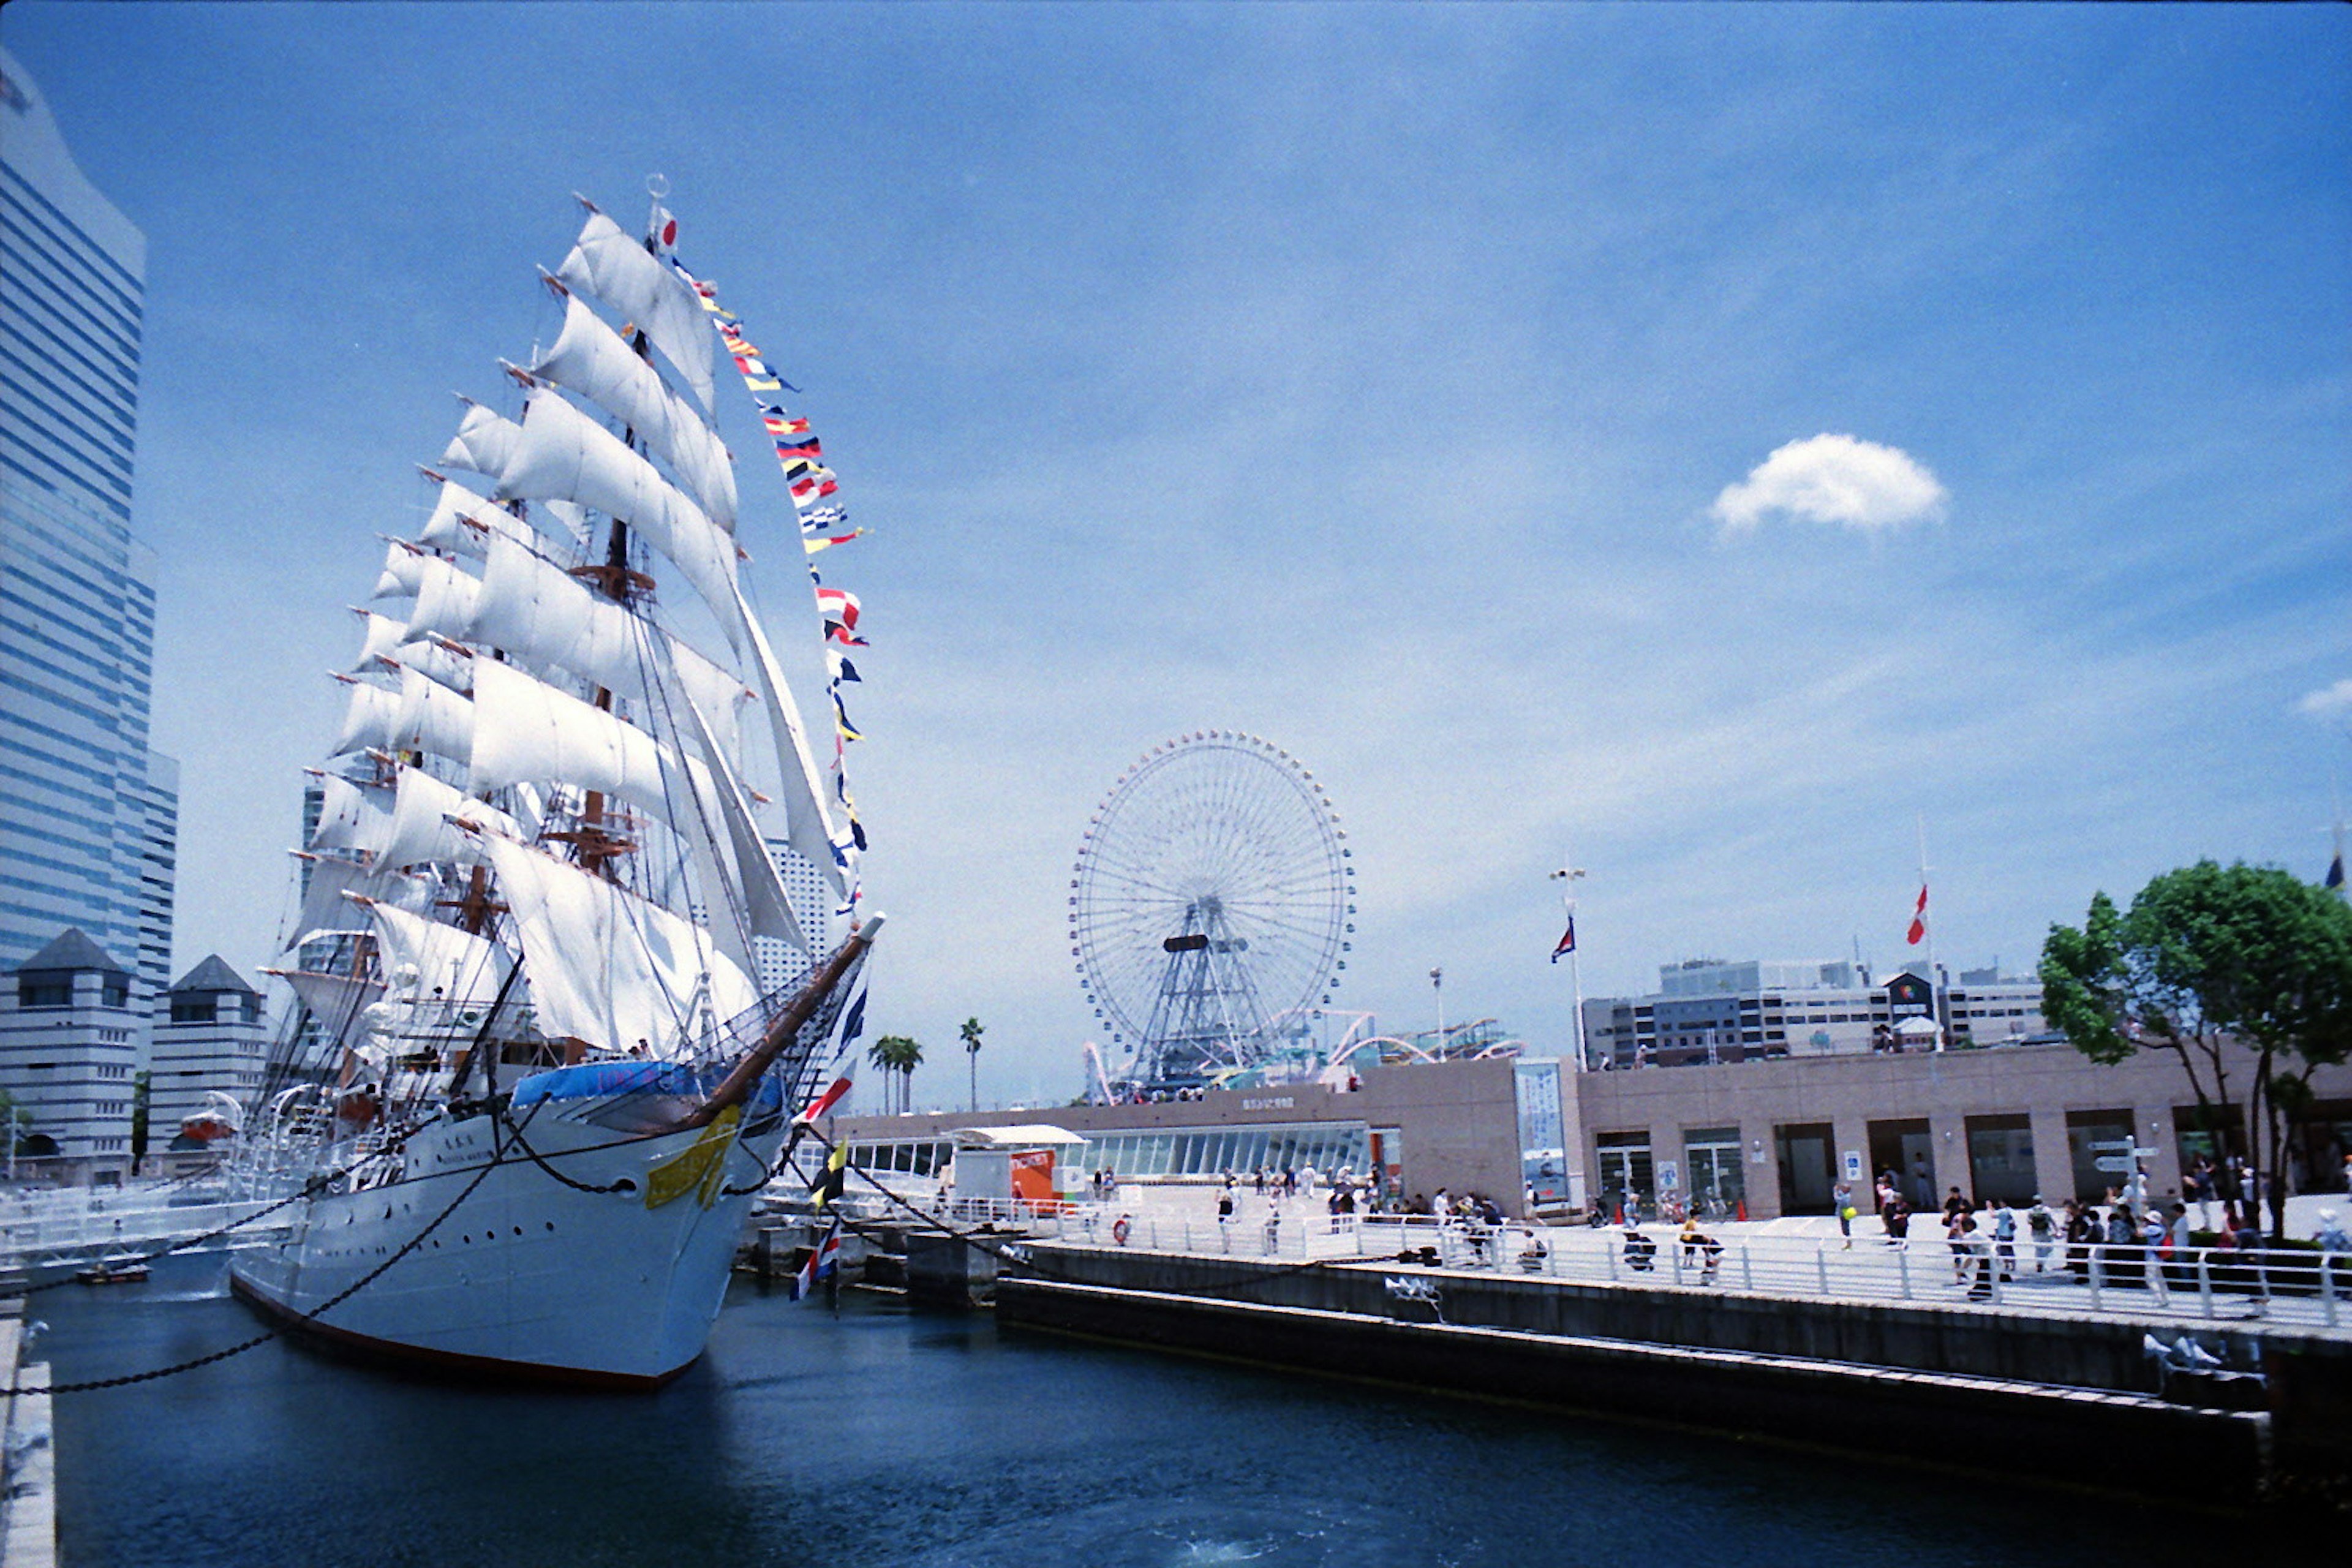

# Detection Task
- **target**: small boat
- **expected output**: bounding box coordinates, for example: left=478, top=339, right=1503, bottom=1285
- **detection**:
left=75, top=1257, right=150, bottom=1285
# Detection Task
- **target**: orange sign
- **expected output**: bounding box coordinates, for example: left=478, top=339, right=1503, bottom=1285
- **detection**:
left=1011, top=1148, right=1058, bottom=1210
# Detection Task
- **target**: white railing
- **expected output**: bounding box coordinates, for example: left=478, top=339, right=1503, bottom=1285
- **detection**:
left=0, top=1182, right=293, bottom=1272
left=1030, top=1208, right=2351, bottom=1332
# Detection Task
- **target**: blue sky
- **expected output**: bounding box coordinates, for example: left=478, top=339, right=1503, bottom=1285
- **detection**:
left=8, top=3, right=2348, bottom=1107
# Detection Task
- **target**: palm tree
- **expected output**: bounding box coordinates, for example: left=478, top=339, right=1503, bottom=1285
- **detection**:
left=869, top=1035, right=924, bottom=1114
left=960, top=1017, right=985, bottom=1113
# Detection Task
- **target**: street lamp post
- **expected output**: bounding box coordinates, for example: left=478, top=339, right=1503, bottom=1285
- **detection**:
left=1550, top=866, right=1588, bottom=1072
left=1429, top=967, right=1444, bottom=1057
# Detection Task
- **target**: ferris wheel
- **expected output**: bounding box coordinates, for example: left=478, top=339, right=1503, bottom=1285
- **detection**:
left=1069, top=731, right=1354, bottom=1088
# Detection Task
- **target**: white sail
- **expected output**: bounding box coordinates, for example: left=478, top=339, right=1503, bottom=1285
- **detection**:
left=374, top=765, right=522, bottom=870
left=419, top=477, right=549, bottom=561
left=479, top=835, right=755, bottom=1055
left=309, top=774, right=394, bottom=852
left=385, top=638, right=474, bottom=697
left=526, top=294, right=737, bottom=531
left=349, top=609, right=409, bottom=673
left=269, top=968, right=385, bottom=1030
left=675, top=680, right=809, bottom=956
left=466, top=657, right=711, bottom=833
left=440, top=404, right=524, bottom=480
left=553, top=208, right=717, bottom=414
left=360, top=899, right=514, bottom=1006
left=285, top=854, right=431, bottom=954
left=541, top=497, right=593, bottom=551
left=731, top=581, right=849, bottom=898
left=331, top=681, right=402, bottom=758
left=371, top=541, right=431, bottom=601
left=491, top=388, right=742, bottom=641
left=407, top=557, right=484, bottom=646
left=391, top=667, right=477, bottom=765
left=470, top=533, right=749, bottom=760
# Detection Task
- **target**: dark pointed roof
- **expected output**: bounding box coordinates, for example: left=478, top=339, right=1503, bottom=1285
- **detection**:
left=170, top=954, right=257, bottom=996
left=15, top=928, right=127, bottom=975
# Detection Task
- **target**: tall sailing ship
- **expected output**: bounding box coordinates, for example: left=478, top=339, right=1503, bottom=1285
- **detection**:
left=227, top=191, right=876, bottom=1387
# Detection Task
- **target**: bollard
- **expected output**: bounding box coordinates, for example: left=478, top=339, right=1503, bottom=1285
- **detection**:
left=1670, top=1235, right=1684, bottom=1288
left=2326, top=1256, right=2339, bottom=1331
left=2196, top=1250, right=2215, bottom=1321
left=2088, top=1249, right=2103, bottom=1311
left=1607, top=1237, right=1619, bottom=1282
left=1896, top=1242, right=1910, bottom=1300
left=1741, top=1243, right=1754, bottom=1294
left=1815, top=1244, right=1829, bottom=1296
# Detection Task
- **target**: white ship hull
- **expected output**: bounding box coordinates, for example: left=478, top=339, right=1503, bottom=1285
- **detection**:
left=229, top=1107, right=783, bottom=1387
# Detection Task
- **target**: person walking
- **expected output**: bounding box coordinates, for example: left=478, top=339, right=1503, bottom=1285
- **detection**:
left=2025, top=1195, right=2054, bottom=1273
left=1833, top=1178, right=1856, bottom=1251
left=2063, top=1199, right=2094, bottom=1281
left=1992, top=1202, right=2018, bottom=1282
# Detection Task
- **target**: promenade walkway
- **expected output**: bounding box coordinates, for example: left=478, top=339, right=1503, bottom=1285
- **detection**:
left=852, top=1177, right=2352, bottom=1337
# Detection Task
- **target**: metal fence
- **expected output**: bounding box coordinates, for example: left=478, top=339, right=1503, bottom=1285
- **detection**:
left=1028, top=1206, right=2351, bottom=1332
left=0, top=1182, right=290, bottom=1273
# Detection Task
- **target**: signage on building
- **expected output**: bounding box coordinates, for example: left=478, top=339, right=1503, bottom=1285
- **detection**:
left=1240, top=1096, right=1295, bottom=1111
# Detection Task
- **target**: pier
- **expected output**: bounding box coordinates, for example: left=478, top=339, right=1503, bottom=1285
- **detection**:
left=762, top=1189, right=2352, bottom=1502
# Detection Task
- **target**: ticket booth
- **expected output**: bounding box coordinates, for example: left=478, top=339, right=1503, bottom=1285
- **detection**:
left=947, top=1124, right=1090, bottom=1213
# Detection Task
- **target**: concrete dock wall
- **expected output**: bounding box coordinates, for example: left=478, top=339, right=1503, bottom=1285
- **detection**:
left=1012, top=1245, right=2304, bottom=1393
left=997, top=1245, right=2352, bottom=1497
left=1000, top=1277, right=2269, bottom=1493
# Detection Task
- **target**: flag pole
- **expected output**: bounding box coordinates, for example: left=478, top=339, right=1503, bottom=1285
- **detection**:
left=1551, top=864, right=1588, bottom=1071
left=1917, top=813, right=1941, bottom=1051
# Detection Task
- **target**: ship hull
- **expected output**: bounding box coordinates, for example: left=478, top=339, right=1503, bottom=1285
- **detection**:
left=228, top=1109, right=781, bottom=1386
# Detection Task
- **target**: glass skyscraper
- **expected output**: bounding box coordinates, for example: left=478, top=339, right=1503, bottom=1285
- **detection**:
left=0, top=46, right=178, bottom=1005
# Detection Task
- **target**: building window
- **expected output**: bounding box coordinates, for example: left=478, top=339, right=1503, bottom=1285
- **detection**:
left=17, top=976, right=71, bottom=1009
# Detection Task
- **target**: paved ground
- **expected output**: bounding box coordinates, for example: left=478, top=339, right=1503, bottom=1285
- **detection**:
left=867, top=1174, right=2352, bottom=1335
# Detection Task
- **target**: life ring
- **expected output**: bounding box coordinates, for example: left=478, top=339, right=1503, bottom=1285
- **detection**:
left=1112, top=1214, right=1133, bottom=1247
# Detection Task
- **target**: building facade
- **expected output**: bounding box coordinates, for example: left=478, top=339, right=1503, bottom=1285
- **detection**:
left=0, top=48, right=178, bottom=1006
left=1581, top=959, right=2047, bottom=1069
left=752, top=839, right=842, bottom=998
left=828, top=1057, right=1529, bottom=1213
left=1564, top=1039, right=2352, bottom=1220
left=149, top=955, right=266, bottom=1139
left=0, top=929, right=140, bottom=1177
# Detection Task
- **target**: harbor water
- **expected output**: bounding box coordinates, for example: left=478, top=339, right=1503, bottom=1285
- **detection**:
left=40, top=1253, right=2245, bottom=1567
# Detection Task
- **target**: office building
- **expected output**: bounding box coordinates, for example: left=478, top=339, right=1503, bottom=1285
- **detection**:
left=149, top=955, right=266, bottom=1140
left=0, top=48, right=178, bottom=1005
left=0, top=928, right=140, bottom=1175
left=752, top=839, right=842, bottom=998
left=1580, top=959, right=2048, bottom=1069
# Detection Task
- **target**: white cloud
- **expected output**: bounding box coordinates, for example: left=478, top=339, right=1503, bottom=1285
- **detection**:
left=2299, top=679, right=2352, bottom=718
left=1712, top=433, right=1950, bottom=533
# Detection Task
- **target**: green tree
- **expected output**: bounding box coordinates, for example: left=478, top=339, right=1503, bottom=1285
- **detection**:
left=867, top=1034, right=924, bottom=1114
left=960, top=1017, right=985, bottom=1114
left=2041, top=861, right=2352, bottom=1237
left=129, top=1068, right=151, bottom=1176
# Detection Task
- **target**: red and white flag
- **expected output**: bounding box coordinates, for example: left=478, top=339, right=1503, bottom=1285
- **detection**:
left=1905, top=884, right=1928, bottom=946
left=795, top=1075, right=853, bottom=1126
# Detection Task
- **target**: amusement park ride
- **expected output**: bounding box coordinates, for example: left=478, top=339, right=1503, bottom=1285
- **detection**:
left=1069, top=731, right=1525, bottom=1102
